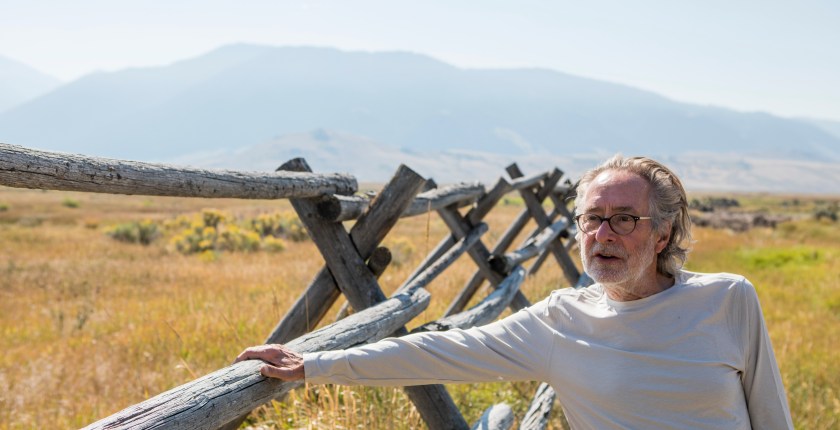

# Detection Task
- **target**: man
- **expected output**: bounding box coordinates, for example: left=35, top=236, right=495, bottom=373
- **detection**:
left=237, top=155, right=793, bottom=429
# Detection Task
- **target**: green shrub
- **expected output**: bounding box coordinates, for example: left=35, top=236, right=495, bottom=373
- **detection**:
left=250, top=212, right=309, bottom=242
left=202, top=209, right=226, bottom=228
left=261, top=236, right=287, bottom=253
left=0, top=203, right=8, bottom=212
left=62, top=198, right=80, bottom=209
left=170, top=210, right=263, bottom=254
left=813, top=205, right=838, bottom=222
left=218, top=225, right=261, bottom=252
left=113, top=209, right=303, bottom=255
left=106, top=220, right=160, bottom=245
left=737, top=247, right=821, bottom=270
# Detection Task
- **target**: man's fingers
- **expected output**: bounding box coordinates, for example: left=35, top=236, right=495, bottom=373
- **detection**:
left=234, top=347, right=268, bottom=363
left=260, top=364, right=293, bottom=380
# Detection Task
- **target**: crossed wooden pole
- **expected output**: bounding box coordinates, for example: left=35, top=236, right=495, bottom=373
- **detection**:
left=61, top=154, right=586, bottom=430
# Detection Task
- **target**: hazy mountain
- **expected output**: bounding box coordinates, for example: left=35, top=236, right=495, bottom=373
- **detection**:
left=801, top=118, right=840, bottom=140
left=1, top=44, right=838, bottom=193
left=3, top=44, right=838, bottom=161
left=175, top=128, right=840, bottom=194
left=0, top=55, right=62, bottom=113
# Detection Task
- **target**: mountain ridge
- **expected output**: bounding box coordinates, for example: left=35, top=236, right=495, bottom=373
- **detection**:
left=170, top=128, right=840, bottom=194
left=1, top=44, right=838, bottom=192
left=0, top=55, right=62, bottom=113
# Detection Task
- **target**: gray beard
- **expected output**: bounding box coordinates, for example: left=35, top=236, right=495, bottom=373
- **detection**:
left=581, top=237, right=658, bottom=300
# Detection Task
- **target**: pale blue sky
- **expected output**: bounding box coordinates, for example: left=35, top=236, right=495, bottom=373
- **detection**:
left=1, top=0, right=839, bottom=120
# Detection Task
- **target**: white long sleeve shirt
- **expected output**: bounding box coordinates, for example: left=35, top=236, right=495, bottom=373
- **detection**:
left=304, top=270, right=793, bottom=429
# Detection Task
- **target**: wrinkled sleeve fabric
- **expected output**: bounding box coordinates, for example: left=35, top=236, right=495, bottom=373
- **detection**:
left=737, top=278, right=794, bottom=429
left=304, top=299, right=555, bottom=386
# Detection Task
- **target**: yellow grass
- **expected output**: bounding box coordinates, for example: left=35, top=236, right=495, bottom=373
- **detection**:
left=0, top=186, right=838, bottom=429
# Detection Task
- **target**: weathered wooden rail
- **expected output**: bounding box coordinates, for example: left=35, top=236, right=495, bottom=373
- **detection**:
left=0, top=143, right=357, bottom=198
left=1, top=143, right=588, bottom=430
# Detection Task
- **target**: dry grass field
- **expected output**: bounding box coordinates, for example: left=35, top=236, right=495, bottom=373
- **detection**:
left=0, top=186, right=838, bottom=429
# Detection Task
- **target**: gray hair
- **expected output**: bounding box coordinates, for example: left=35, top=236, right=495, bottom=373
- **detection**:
left=574, top=155, right=692, bottom=276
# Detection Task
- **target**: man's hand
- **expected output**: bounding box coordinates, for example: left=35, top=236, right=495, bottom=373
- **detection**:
left=235, top=344, right=305, bottom=381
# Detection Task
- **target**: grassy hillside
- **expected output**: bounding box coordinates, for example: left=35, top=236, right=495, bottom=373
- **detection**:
left=0, top=186, right=837, bottom=429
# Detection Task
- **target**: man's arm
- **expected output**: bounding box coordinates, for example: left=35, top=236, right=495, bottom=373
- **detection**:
left=237, top=297, right=556, bottom=386
left=738, top=279, right=794, bottom=429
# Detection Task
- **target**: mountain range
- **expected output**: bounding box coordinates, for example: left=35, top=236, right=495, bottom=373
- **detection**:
left=1, top=44, right=839, bottom=192
left=0, top=55, right=61, bottom=114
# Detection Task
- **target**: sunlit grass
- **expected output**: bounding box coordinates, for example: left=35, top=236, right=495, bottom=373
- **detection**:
left=1, top=187, right=838, bottom=429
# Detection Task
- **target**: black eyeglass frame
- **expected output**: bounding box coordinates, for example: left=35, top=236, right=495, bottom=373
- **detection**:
left=574, top=213, right=653, bottom=236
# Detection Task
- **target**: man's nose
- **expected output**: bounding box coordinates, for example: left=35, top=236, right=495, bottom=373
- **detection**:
left=594, top=218, right=617, bottom=242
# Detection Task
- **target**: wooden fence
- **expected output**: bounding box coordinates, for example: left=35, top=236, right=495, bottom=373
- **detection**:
left=0, top=143, right=592, bottom=430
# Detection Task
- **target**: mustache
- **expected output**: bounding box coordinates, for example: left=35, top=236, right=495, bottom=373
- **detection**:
left=589, top=244, right=627, bottom=259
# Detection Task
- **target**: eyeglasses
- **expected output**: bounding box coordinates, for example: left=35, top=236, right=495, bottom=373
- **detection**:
left=575, top=213, right=652, bottom=236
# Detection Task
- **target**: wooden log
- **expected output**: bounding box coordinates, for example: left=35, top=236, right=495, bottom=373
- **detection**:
left=403, top=182, right=485, bottom=217
left=227, top=162, right=467, bottom=430
left=549, top=192, right=575, bottom=222
left=405, top=177, right=509, bottom=317
left=470, top=403, right=514, bottom=430
left=281, top=159, right=390, bottom=309
left=405, top=234, right=456, bottom=287
left=397, top=223, right=489, bottom=295
left=509, top=171, right=548, bottom=191
left=279, top=160, right=469, bottom=430
left=489, top=219, right=569, bottom=275
left=518, top=383, right=556, bottom=430
left=528, top=187, right=577, bottom=276
left=467, top=177, right=513, bottom=225
left=333, top=246, right=392, bottom=321
left=565, top=235, right=578, bottom=252
left=529, top=230, right=579, bottom=279
left=553, top=185, right=573, bottom=196
left=507, top=165, right=580, bottom=285
left=0, top=143, right=357, bottom=198
left=266, top=162, right=424, bottom=343
left=575, top=271, right=595, bottom=289
left=413, top=266, right=525, bottom=333
left=366, top=246, right=392, bottom=277
left=404, top=177, right=511, bottom=289
left=444, top=207, right=529, bottom=317
left=317, top=182, right=485, bottom=222
left=437, top=207, right=531, bottom=312
left=84, top=289, right=431, bottom=430
left=444, top=173, right=555, bottom=317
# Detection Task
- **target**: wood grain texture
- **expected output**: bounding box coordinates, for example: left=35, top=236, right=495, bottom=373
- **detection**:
left=83, top=289, right=430, bottom=430
left=279, top=161, right=469, bottom=430
left=506, top=164, right=580, bottom=285
left=518, top=383, right=556, bottom=430
left=409, top=177, right=510, bottom=296
left=470, top=403, right=514, bottom=430
left=396, top=223, right=488, bottom=296
left=489, top=219, right=569, bottom=275
left=0, top=143, right=356, bottom=198
left=266, top=162, right=426, bottom=344
left=437, top=207, right=531, bottom=312
left=317, top=182, right=485, bottom=222
left=413, top=266, right=525, bottom=333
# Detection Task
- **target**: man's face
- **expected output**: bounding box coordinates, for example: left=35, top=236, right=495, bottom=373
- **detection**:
left=578, top=170, right=668, bottom=291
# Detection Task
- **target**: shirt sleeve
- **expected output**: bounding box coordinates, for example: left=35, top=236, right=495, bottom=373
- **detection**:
left=738, top=278, right=794, bottom=429
left=304, top=298, right=556, bottom=386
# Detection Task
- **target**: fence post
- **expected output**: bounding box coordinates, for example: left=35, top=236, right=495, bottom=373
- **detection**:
left=437, top=206, right=532, bottom=312
left=526, top=180, right=576, bottom=276
left=506, top=164, right=580, bottom=285
left=277, top=159, right=470, bottom=430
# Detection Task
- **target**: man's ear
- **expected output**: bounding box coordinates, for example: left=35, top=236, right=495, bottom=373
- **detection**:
left=655, top=223, right=671, bottom=254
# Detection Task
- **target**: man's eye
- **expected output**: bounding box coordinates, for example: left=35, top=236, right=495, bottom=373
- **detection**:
left=615, top=214, right=634, bottom=223
left=583, top=214, right=601, bottom=223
